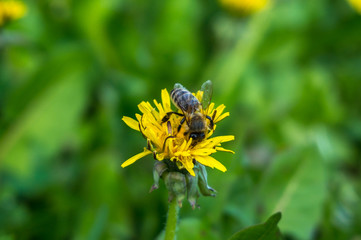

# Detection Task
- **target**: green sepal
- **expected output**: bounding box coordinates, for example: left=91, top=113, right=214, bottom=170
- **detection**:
left=150, top=161, right=168, bottom=193
left=197, top=164, right=216, bottom=197
left=186, top=168, right=199, bottom=210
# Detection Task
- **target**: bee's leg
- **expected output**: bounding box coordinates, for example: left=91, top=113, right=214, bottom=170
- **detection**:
left=167, top=121, right=173, bottom=135
left=163, top=136, right=175, bottom=151
left=206, top=115, right=214, bottom=130
left=162, top=112, right=184, bottom=123
left=177, top=117, right=186, bottom=132
left=212, top=110, right=217, bottom=121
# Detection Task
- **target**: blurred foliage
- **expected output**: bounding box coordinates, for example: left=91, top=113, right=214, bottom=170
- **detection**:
left=229, top=212, right=282, bottom=240
left=1, top=0, right=361, bottom=239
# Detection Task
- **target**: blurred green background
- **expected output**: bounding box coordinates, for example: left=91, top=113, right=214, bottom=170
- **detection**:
left=1, top=0, right=361, bottom=239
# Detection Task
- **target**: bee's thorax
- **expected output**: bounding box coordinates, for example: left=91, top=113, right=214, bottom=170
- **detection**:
left=188, top=113, right=206, bottom=132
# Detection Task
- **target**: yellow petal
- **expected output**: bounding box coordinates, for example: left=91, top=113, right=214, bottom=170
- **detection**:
left=200, top=135, right=235, bottom=148
left=177, top=151, right=191, bottom=157
left=191, top=148, right=217, bottom=156
left=215, top=104, right=226, bottom=114
left=121, top=149, right=152, bottom=168
left=150, top=107, right=160, bottom=121
left=138, top=102, right=159, bottom=122
left=206, top=127, right=215, bottom=138
left=196, top=155, right=227, bottom=172
left=195, top=90, right=203, bottom=102
left=145, top=127, right=162, bottom=148
left=138, top=101, right=151, bottom=114
left=183, top=158, right=195, bottom=176
left=215, top=112, right=229, bottom=123
left=215, top=147, right=235, bottom=154
left=122, top=116, right=140, bottom=131
left=156, top=153, right=165, bottom=160
left=162, top=89, right=172, bottom=112
left=206, top=102, right=215, bottom=115
left=139, top=107, right=162, bottom=132
left=213, top=104, right=226, bottom=122
left=135, top=113, right=142, bottom=123
left=185, top=138, right=193, bottom=150
left=154, top=99, right=164, bottom=117
left=208, top=135, right=235, bottom=144
left=187, top=168, right=196, bottom=176
left=178, top=139, right=188, bottom=152
left=168, top=140, right=175, bottom=156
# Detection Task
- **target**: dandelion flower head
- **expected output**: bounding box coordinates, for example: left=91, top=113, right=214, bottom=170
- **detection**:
left=348, top=0, right=361, bottom=14
left=220, top=0, right=269, bottom=15
left=0, top=0, right=26, bottom=26
left=121, top=88, right=234, bottom=177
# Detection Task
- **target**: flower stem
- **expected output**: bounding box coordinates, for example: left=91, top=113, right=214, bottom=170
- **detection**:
left=164, top=200, right=179, bottom=240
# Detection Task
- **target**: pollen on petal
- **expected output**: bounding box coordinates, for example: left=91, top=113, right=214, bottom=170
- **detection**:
left=122, top=116, right=140, bottom=131
left=121, top=149, right=152, bottom=168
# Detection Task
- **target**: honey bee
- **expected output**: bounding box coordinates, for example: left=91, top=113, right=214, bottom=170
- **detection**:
left=162, top=80, right=215, bottom=144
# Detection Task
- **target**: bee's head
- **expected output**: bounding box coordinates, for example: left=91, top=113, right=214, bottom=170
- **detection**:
left=189, top=132, right=206, bottom=144
left=185, top=113, right=207, bottom=144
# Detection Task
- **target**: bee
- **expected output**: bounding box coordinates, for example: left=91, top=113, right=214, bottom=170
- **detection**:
left=162, top=80, right=215, bottom=144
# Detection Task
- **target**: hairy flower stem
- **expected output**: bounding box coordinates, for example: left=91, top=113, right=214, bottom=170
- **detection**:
left=164, top=200, right=179, bottom=240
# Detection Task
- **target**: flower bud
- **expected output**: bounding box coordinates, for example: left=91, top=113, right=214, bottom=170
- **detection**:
left=164, top=172, right=187, bottom=207
left=150, top=161, right=217, bottom=208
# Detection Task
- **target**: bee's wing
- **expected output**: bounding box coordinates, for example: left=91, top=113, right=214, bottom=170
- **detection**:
left=201, top=80, right=213, bottom=109
left=174, top=83, right=186, bottom=89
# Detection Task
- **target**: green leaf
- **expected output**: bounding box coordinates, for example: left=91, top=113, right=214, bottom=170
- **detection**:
left=228, top=212, right=282, bottom=240
left=259, top=145, right=327, bottom=239
left=0, top=47, right=90, bottom=191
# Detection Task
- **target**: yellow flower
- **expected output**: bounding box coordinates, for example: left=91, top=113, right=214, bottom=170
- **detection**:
left=121, top=89, right=234, bottom=176
left=0, top=0, right=26, bottom=26
left=219, top=0, right=269, bottom=15
left=348, top=0, right=361, bottom=14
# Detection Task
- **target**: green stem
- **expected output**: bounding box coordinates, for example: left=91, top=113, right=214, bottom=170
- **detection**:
left=164, top=200, right=179, bottom=240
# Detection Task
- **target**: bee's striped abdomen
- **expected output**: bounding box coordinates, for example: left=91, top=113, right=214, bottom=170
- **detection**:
left=170, top=88, right=200, bottom=113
